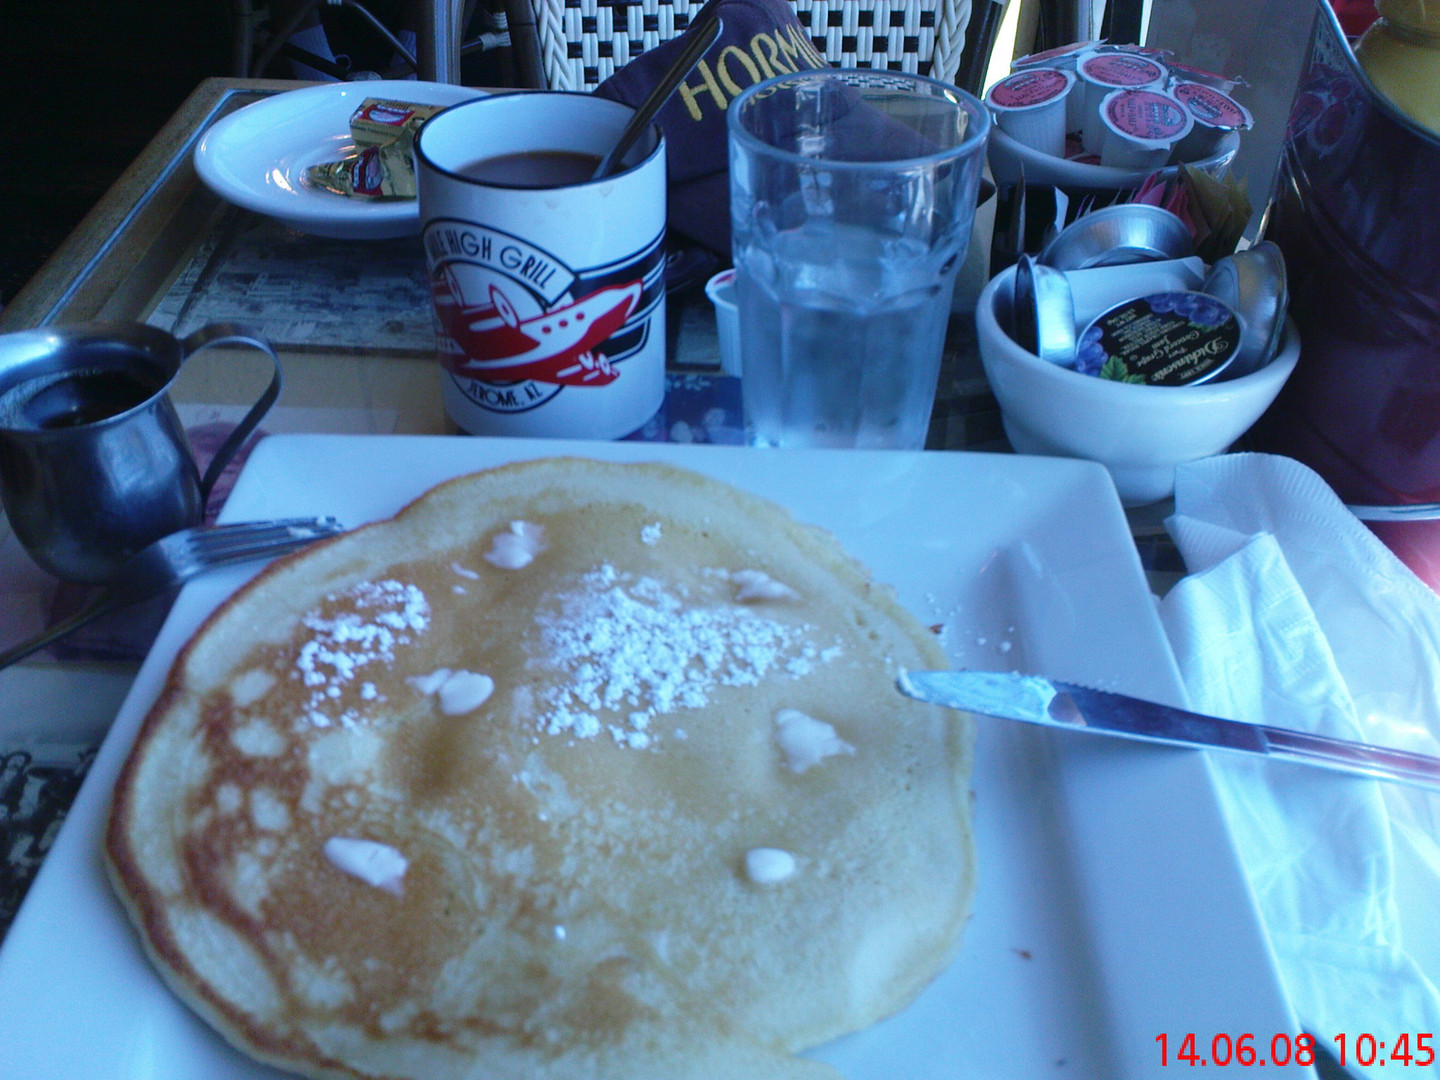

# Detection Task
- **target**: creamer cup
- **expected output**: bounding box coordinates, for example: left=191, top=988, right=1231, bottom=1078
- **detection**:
left=1098, top=88, right=1193, bottom=170
left=1063, top=256, right=1206, bottom=325
left=1012, top=41, right=1099, bottom=131
left=1078, top=51, right=1168, bottom=152
left=986, top=68, right=1074, bottom=158
left=1171, top=81, right=1253, bottom=161
left=703, top=269, right=740, bottom=376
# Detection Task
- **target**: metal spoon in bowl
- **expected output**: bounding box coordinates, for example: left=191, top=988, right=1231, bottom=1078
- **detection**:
left=591, top=0, right=725, bottom=180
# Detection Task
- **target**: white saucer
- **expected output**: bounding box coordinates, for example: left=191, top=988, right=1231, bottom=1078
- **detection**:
left=194, top=81, right=486, bottom=239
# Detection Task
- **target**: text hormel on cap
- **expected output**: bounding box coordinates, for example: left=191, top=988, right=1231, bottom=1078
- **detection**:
left=674, top=23, right=828, bottom=122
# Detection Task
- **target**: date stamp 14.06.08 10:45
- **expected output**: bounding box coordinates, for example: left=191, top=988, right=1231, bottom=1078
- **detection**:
left=1156, top=1032, right=1436, bottom=1069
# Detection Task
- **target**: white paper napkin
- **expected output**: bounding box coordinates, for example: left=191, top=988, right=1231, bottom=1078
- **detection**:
left=1158, top=453, right=1440, bottom=1073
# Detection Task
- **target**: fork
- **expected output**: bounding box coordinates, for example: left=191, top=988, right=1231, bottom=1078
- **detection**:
left=0, top=517, right=346, bottom=671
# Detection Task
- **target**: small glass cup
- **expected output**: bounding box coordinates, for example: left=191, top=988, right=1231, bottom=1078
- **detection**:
left=728, top=70, right=989, bottom=449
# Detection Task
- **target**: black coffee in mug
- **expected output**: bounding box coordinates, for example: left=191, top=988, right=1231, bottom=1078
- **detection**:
left=460, top=150, right=603, bottom=187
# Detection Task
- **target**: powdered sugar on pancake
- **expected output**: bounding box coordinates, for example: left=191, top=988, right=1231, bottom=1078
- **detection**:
left=295, top=580, right=429, bottom=728
left=535, top=564, right=833, bottom=748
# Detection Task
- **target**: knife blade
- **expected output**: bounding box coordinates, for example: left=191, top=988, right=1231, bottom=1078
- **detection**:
left=897, top=670, right=1440, bottom=792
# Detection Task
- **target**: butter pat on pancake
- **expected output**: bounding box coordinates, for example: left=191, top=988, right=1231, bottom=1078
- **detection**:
left=105, top=458, right=976, bottom=1080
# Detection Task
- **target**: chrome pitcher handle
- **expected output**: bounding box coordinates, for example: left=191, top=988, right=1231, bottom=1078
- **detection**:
left=179, top=323, right=284, bottom=509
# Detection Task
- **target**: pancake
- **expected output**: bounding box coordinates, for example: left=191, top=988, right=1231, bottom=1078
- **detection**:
left=105, top=458, right=976, bottom=1080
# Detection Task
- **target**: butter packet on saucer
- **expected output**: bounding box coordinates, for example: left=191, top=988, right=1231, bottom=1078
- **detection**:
left=307, top=98, right=446, bottom=199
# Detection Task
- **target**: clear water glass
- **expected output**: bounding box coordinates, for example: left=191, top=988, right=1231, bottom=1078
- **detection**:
left=728, top=70, right=989, bottom=449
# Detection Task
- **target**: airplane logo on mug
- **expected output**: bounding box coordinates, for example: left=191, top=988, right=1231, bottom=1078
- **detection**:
left=425, top=219, right=663, bottom=414
left=433, top=275, right=639, bottom=387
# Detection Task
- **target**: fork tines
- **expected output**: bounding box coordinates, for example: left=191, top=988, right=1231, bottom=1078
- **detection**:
left=192, top=517, right=345, bottom=551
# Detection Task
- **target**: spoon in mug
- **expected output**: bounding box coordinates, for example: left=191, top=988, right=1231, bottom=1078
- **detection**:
left=591, top=0, right=725, bottom=180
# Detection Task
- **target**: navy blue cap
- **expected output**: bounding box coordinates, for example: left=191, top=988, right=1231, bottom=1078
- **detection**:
left=594, top=0, right=828, bottom=255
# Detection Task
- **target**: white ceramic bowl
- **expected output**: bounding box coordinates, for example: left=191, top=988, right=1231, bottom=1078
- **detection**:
left=976, top=264, right=1301, bottom=505
left=987, top=122, right=1239, bottom=190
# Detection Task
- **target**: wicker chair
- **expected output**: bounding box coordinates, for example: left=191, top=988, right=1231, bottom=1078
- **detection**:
left=502, top=0, right=972, bottom=92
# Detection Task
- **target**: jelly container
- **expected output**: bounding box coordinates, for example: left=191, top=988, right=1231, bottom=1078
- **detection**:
left=1171, top=81, right=1254, bottom=160
left=1097, top=88, right=1194, bottom=170
left=1075, top=291, right=1239, bottom=385
left=1077, top=51, right=1168, bottom=152
left=986, top=68, right=1075, bottom=158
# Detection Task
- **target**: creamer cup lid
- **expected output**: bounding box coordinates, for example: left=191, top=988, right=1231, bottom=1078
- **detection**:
left=1078, top=52, right=1167, bottom=88
left=1173, top=81, right=1254, bottom=131
left=987, top=68, right=1074, bottom=111
left=1101, top=88, right=1194, bottom=145
left=1166, top=59, right=1247, bottom=91
left=1092, top=42, right=1173, bottom=60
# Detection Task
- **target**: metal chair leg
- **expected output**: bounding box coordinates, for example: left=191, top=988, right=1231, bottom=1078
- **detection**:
left=417, top=0, right=462, bottom=82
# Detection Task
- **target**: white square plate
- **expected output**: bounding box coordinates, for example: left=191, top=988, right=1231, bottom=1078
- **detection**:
left=0, top=436, right=1302, bottom=1078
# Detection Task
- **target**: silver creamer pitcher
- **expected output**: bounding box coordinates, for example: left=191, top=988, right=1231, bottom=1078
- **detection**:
left=0, top=322, right=281, bottom=583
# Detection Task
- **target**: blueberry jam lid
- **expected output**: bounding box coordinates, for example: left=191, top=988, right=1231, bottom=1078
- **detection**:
left=1076, top=291, right=1241, bottom=386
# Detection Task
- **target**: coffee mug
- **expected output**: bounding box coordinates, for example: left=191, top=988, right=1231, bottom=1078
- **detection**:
left=415, top=92, right=667, bottom=440
left=0, top=322, right=281, bottom=583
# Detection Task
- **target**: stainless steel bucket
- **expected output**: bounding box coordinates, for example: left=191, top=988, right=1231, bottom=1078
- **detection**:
left=1251, top=0, right=1440, bottom=587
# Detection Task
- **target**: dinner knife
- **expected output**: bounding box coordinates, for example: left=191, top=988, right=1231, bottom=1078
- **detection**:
left=897, top=669, right=1440, bottom=791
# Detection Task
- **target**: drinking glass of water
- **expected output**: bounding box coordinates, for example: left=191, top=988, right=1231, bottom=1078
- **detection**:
left=728, top=70, right=990, bottom=449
